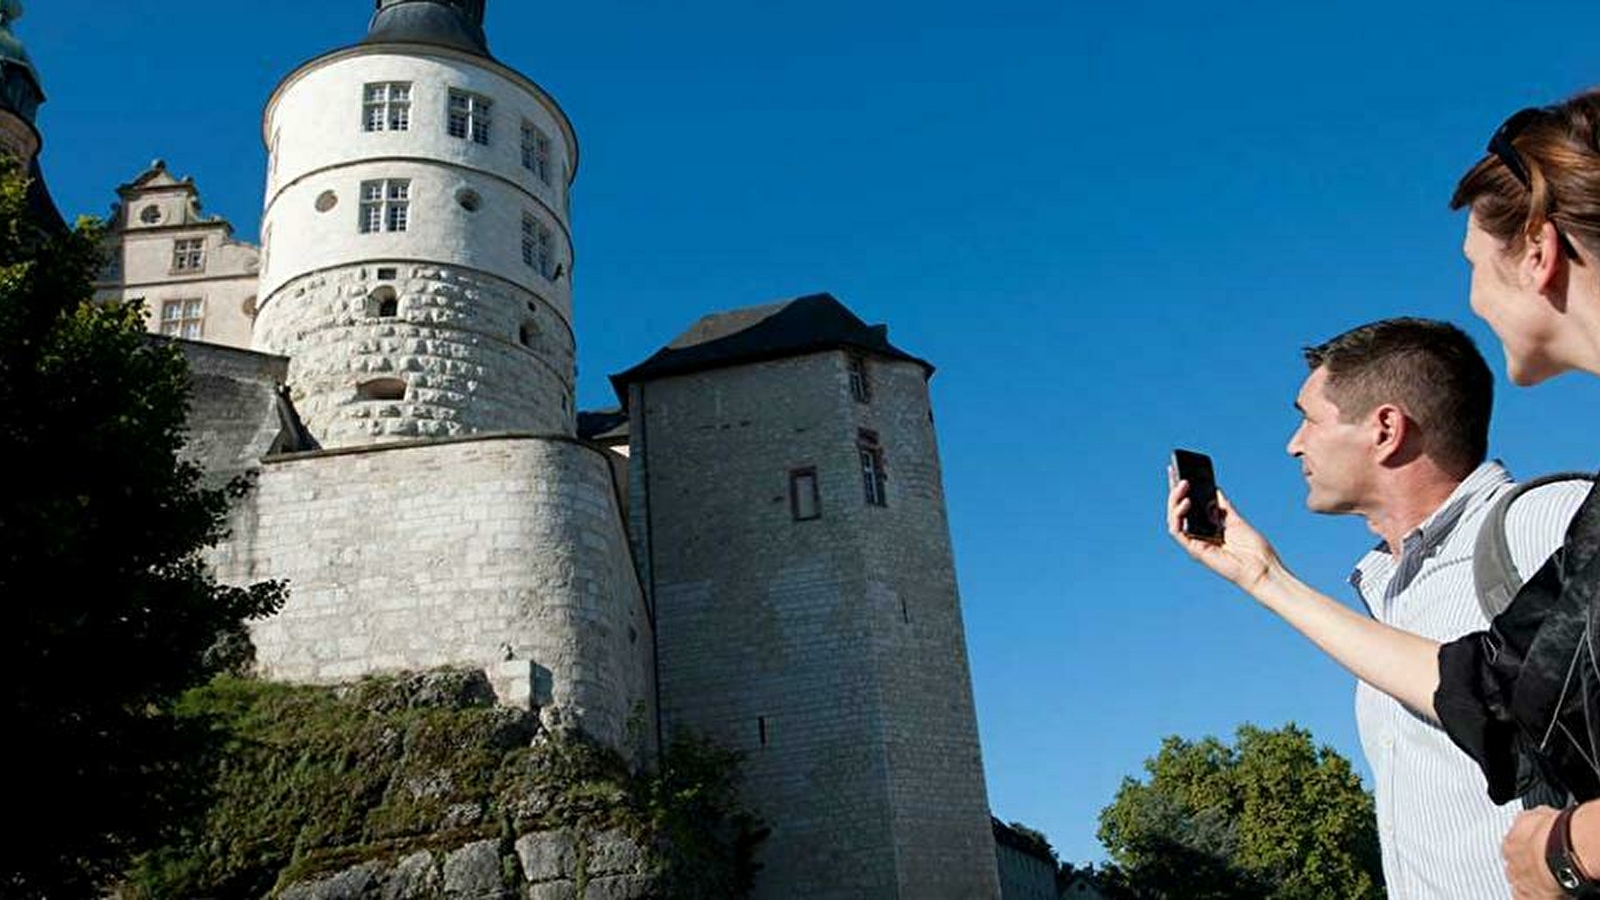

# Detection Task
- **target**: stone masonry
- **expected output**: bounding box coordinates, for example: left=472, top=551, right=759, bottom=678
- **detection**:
left=628, top=348, right=1000, bottom=898
left=209, top=434, right=654, bottom=757
left=252, top=263, right=575, bottom=448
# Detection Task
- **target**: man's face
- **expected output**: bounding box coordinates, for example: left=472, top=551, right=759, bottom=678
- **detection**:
left=1286, top=367, right=1375, bottom=515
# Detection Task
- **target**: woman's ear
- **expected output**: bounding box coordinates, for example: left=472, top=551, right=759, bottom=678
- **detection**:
left=1526, top=218, right=1565, bottom=292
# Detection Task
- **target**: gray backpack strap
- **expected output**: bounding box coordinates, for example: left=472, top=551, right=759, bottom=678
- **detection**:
left=1473, top=472, right=1596, bottom=621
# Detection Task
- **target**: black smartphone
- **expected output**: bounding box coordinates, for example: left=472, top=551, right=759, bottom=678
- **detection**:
left=1171, top=448, right=1222, bottom=542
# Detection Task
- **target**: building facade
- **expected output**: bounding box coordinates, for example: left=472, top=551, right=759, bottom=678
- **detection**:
left=92, top=161, right=260, bottom=347
left=97, top=1, right=1004, bottom=895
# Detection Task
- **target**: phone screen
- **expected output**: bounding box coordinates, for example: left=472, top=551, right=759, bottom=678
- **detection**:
left=1172, top=449, right=1221, bottom=541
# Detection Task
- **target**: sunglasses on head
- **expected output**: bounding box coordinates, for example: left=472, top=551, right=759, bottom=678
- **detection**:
left=1485, top=104, right=1579, bottom=256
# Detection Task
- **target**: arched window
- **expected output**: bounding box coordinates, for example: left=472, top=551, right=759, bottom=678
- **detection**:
left=356, top=377, right=406, bottom=401
left=367, top=285, right=399, bottom=318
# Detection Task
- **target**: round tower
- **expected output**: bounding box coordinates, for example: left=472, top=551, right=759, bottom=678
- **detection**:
left=253, top=0, right=577, bottom=447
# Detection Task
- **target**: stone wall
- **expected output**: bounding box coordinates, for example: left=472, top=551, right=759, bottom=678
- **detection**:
left=631, top=350, right=999, bottom=898
left=252, top=263, right=575, bottom=448
left=174, top=339, right=294, bottom=484
left=212, top=434, right=653, bottom=756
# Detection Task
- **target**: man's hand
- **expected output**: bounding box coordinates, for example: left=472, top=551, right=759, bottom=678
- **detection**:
left=1504, top=806, right=1564, bottom=899
left=1166, top=477, right=1281, bottom=596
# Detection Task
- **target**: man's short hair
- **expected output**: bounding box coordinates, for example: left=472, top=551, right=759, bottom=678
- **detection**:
left=1303, top=318, right=1493, bottom=473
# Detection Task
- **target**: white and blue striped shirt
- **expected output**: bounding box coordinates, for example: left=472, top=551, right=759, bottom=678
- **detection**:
left=1350, top=461, right=1590, bottom=900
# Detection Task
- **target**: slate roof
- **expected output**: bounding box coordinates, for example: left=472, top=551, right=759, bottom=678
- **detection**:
left=577, top=407, right=629, bottom=444
left=362, top=0, right=492, bottom=58
left=610, top=293, right=932, bottom=405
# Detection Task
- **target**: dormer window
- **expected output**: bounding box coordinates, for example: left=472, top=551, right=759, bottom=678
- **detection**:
left=447, top=89, right=491, bottom=145
left=171, top=238, right=205, bottom=273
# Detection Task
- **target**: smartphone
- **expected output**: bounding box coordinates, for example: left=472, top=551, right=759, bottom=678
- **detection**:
left=1171, top=448, right=1222, bottom=542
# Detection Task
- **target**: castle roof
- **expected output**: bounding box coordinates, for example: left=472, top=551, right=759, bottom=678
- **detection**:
left=610, top=292, right=932, bottom=405
left=362, top=0, right=492, bottom=59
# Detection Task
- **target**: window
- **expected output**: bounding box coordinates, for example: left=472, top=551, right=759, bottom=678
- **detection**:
left=362, top=82, right=411, bottom=132
left=447, top=89, right=491, bottom=144
left=160, top=298, right=204, bottom=339
left=521, top=213, right=554, bottom=278
left=848, top=354, right=871, bottom=403
left=171, top=238, right=205, bottom=273
left=790, top=468, right=820, bottom=521
left=140, top=205, right=162, bottom=225
left=359, top=179, right=410, bottom=233
left=521, top=120, right=552, bottom=184
left=100, top=246, right=122, bottom=282
left=518, top=320, right=539, bottom=348
left=858, top=430, right=887, bottom=507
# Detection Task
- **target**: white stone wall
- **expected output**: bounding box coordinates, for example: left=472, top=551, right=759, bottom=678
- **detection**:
left=260, top=49, right=573, bottom=318
left=631, top=351, right=999, bottom=899
left=252, top=262, right=574, bottom=446
left=213, top=435, right=655, bottom=757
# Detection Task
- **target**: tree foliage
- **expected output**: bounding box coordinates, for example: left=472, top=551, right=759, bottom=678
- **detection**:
left=1097, top=723, right=1382, bottom=900
left=0, top=160, right=285, bottom=897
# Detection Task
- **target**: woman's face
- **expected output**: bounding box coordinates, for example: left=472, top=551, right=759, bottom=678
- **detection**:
left=1463, top=214, right=1566, bottom=385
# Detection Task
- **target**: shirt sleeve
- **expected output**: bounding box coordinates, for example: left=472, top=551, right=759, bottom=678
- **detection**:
left=1434, top=631, right=1526, bottom=805
left=1504, top=482, right=1592, bottom=578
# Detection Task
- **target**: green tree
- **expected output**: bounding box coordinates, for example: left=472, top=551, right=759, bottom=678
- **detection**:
left=1097, top=723, right=1382, bottom=900
left=0, top=161, right=285, bottom=897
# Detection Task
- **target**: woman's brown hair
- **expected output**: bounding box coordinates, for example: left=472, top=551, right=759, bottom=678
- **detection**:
left=1452, top=89, right=1600, bottom=259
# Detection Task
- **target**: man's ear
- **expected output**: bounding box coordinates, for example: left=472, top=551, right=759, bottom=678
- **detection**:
left=1372, top=404, right=1408, bottom=461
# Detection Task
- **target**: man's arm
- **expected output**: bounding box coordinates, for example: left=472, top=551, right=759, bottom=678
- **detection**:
left=1168, top=479, right=1444, bottom=718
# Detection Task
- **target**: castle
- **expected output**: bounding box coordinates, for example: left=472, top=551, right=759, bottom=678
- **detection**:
left=46, top=2, right=1002, bottom=896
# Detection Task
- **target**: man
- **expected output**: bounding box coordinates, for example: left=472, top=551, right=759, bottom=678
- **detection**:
left=1279, top=318, right=1585, bottom=898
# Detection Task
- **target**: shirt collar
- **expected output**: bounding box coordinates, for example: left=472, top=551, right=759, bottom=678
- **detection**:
left=1348, top=460, right=1510, bottom=580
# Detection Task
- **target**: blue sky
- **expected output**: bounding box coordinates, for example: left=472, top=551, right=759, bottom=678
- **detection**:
left=26, top=0, right=1600, bottom=865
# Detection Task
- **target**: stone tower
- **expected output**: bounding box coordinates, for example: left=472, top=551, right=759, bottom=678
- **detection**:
left=615, top=294, right=1001, bottom=899
left=0, top=0, right=63, bottom=231
left=252, top=0, right=577, bottom=448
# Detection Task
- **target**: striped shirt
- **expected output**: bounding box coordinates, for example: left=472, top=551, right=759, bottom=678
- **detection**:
left=1350, top=461, right=1590, bottom=900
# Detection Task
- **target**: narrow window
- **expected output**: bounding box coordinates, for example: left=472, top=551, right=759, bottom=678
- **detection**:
left=359, top=179, right=410, bottom=233
left=757, top=716, right=769, bottom=747
left=447, top=89, right=491, bottom=145
left=356, top=377, right=406, bottom=401
left=160, top=298, right=204, bottom=339
left=790, top=468, right=820, bottom=521
left=521, top=120, right=552, bottom=184
left=858, top=430, right=887, bottom=507
left=521, top=213, right=555, bottom=278
left=171, top=237, right=205, bottom=273
left=362, top=82, right=411, bottom=132
left=518, top=320, right=539, bottom=348
left=848, top=354, right=871, bottom=403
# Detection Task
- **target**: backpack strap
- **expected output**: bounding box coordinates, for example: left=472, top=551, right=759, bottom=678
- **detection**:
left=1473, top=472, right=1596, bottom=621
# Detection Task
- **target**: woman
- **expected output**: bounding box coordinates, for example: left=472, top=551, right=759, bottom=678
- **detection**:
left=1170, top=89, right=1600, bottom=899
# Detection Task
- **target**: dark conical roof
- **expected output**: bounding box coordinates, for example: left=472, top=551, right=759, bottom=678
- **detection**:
left=364, top=0, right=491, bottom=58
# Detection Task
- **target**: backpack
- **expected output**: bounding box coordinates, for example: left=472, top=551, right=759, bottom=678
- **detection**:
left=1471, top=471, right=1597, bottom=809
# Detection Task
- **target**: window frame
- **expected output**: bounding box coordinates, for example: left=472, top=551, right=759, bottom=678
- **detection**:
left=848, top=354, right=871, bottom=403
left=857, top=430, right=888, bottom=507
left=170, top=237, right=206, bottom=274
left=521, top=212, right=555, bottom=278
left=159, top=297, right=204, bottom=339
left=789, top=467, right=821, bottom=521
left=362, top=81, right=412, bottom=133
left=447, top=89, right=492, bottom=145
left=521, top=120, right=552, bottom=185
left=359, top=179, right=411, bottom=234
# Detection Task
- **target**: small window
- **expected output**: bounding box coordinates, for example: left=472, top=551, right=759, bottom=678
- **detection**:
left=521, top=120, right=552, bottom=184
left=362, top=81, right=411, bottom=132
left=356, top=377, right=406, bottom=401
left=140, top=205, right=162, bottom=225
left=790, top=468, right=820, bottom=521
left=858, top=431, right=887, bottom=507
left=456, top=188, right=481, bottom=212
left=159, top=298, right=204, bottom=339
left=848, top=355, right=871, bottom=403
left=518, top=320, right=539, bottom=348
left=367, top=286, right=399, bottom=318
left=315, top=190, right=338, bottom=212
left=171, top=237, right=205, bottom=273
left=521, top=213, right=555, bottom=278
left=447, top=89, right=491, bottom=145
left=757, top=716, right=770, bottom=748
left=359, top=179, right=409, bottom=233
left=376, top=267, right=398, bottom=281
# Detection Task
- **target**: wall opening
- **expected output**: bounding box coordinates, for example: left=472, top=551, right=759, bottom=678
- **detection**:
left=356, top=377, right=406, bottom=401
left=519, top=320, right=540, bottom=348
left=367, top=285, right=399, bottom=318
